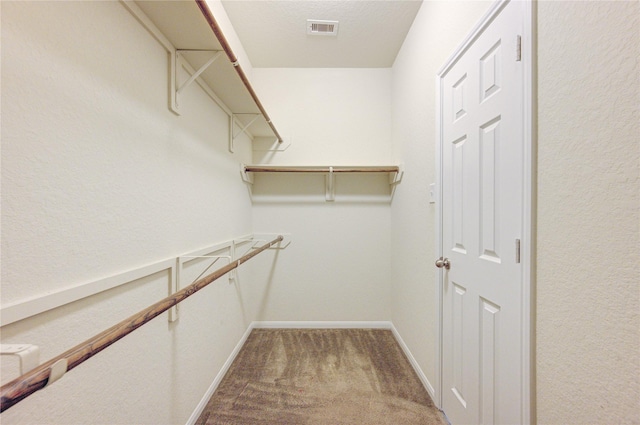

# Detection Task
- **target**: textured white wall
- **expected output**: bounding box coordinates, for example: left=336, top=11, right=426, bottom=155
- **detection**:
left=389, top=0, right=491, bottom=396
left=536, top=2, right=640, bottom=423
left=1, top=1, right=253, bottom=303
left=4, top=2, right=638, bottom=424
left=249, top=68, right=393, bottom=321
left=249, top=202, right=392, bottom=321
left=1, top=1, right=261, bottom=423
left=252, top=68, right=392, bottom=165
left=392, top=0, right=639, bottom=422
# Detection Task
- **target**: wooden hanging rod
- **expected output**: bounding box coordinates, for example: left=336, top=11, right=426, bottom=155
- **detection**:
left=0, top=236, right=284, bottom=413
left=244, top=165, right=401, bottom=173
left=195, top=0, right=283, bottom=144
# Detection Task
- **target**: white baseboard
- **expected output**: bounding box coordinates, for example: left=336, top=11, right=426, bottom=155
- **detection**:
left=251, top=320, right=394, bottom=329
left=186, top=320, right=436, bottom=424
left=388, top=323, right=436, bottom=398
left=184, top=324, right=254, bottom=425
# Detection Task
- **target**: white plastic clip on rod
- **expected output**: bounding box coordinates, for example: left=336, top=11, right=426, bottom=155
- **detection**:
left=45, top=359, right=68, bottom=388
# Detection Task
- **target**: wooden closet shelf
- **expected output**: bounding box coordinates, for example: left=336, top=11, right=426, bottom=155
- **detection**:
left=241, top=164, right=403, bottom=201
left=125, top=0, right=283, bottom=151
left=244, top=165, right=401, bottom=173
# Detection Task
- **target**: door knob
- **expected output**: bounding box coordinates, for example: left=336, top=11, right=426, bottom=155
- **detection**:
left=435, top=257, right=450, bottom=270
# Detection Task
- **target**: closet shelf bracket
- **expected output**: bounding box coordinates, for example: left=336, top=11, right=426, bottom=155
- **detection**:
left=326, top=166, right=335, bottom=201
left=240, top=163, right=254, bottom=184
left=390, top=164, right=404, bottom=185
left=1, top=344, right=68, bottom=388
left=174, top=49, right=222, bottom=111
left=230, top=235, right=290, bottom=281
left=229, top=113, right=261, bottom=153
left=177, top=255, right=231, bottom=291
left=1, top=344, right=40, bottom=375
left=174, top=254, right=231, bottom=320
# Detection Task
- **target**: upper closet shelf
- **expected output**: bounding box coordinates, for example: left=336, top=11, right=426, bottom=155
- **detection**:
left=123, top=0, right=283, bottom=152
left=241, top=164, right=404, bottom=201
left=243, top=165, right=401, bottom=174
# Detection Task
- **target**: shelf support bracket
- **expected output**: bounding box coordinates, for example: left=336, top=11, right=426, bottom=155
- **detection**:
left=325, top=166, right=335, bottom=202
left=1, top=344, right=40, bottom=375
left=389, top=164, right=404, bottom=199
left=173, top=50, right=222, bottom=112
left=240, top=163, right=254, bottom=184
left=389, top=164, right=404, bottom=185
left=229, top=113, right=261, bottom=153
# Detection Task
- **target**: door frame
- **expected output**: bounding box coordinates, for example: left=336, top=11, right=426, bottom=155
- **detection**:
left=434, top=0, right=535, bottom=423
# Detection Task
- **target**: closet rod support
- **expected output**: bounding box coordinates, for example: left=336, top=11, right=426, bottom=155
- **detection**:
left=174, top=50, right=222, bottom=111
left=326, top=166, right=335, bottom=201
left=229, top=113, right=261, bottom=153
left=389, top=164, right=404, bottom=185
left=176, top=50, right=222, bottom=95
left=0, top=345, right=40, bottom=375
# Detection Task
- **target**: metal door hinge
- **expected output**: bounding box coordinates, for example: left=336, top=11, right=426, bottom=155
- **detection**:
left=516, top=35, right=522, bottom=61
left=515, top=239, right=521, bottom=263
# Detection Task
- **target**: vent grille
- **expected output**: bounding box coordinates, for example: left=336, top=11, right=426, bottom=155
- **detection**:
left=307, top=20, right=339, bottom=36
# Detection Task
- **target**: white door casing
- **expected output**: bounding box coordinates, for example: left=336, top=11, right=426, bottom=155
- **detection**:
left=435, top=1, right=533, bottom=424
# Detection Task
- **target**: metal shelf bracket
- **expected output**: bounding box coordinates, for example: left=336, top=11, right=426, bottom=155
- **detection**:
left=389, top=164, right=404, bottom=199
left=390, top=164, right=404, bottom=185
left=240, top=163, right=254, bottom=184
left=0, top=344, right=40, bottom=375
left=325, top=166, right=335, bottom=202
left=230, top=235, right=291, bottom=282
left=175, top=254, right=232, bottom=320
left=173, top=50, right=222, bottom=113
left=229, top=113, right=261, bottom=153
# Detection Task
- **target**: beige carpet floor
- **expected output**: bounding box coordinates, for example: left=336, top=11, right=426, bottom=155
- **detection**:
left=195, top=328, right=447, bottom=425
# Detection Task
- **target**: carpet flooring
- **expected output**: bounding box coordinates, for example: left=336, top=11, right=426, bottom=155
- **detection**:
left=195, top=328, right=447, bottom=425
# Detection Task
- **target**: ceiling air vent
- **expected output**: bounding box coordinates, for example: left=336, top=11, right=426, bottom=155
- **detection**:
left=307, top=20, right=339, bottom=36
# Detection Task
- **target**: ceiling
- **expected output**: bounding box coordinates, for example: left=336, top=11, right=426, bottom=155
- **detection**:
left=220, top=0, right=423, bottom=68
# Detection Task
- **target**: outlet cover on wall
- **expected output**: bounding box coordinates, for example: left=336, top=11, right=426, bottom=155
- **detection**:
left=429, top=183, right=436, bottom=203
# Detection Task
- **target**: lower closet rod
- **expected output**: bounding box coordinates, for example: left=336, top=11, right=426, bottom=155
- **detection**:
left=0, top=235, right=284, bottom=413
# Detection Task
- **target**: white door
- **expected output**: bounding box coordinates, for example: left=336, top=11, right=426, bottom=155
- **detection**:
left=438, top=1, right=529, bottom=424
